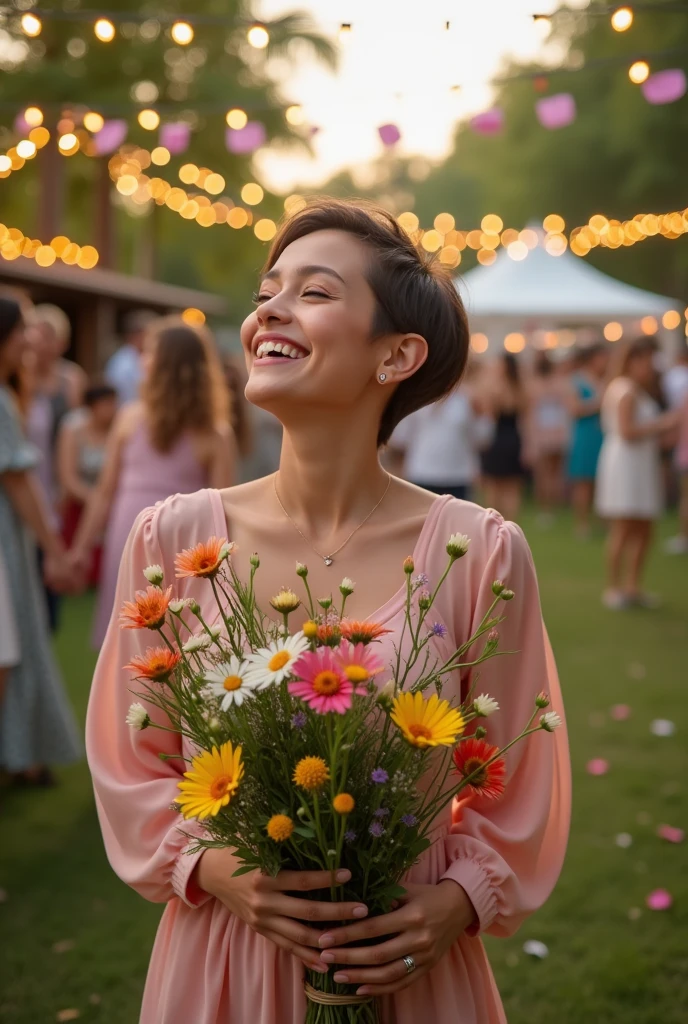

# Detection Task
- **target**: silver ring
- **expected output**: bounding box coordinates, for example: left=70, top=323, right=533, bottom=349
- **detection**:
left=402, top=955, right=416, bottom=975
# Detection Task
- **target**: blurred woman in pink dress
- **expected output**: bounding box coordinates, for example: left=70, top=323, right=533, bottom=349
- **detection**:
left=72, top=318, right=235, bottom=646
left=87, top=200, right=570, bottom=1024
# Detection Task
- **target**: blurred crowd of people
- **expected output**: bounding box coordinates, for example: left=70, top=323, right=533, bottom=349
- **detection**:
left=1, top=286, right=687, bottom=787
left=388, top=338, right=688, bottom=608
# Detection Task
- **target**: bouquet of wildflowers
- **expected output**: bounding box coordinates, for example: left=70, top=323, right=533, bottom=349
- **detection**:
left=122, top=534, right=560, bottom=1023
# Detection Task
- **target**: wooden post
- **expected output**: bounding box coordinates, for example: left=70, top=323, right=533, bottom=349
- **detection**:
left=37, top=126, right=63, bottom=240
left=95, top=158, right=115, bottom=269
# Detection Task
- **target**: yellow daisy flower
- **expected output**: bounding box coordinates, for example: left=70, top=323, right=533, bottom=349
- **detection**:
left=176, top=741, right=244, bottom=820
left=391, top=691, right=464, bottom=749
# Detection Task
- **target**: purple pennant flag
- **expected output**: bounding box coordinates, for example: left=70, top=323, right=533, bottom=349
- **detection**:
left=378, top=123, right=401, bottom=147
left=470, top=108, right=504, bottom=135
left=536, top=93, right=576, bottom=129
left=642, top=69, right=687, bottom=105
left=159, top=121, right=190, bottom=155
left=225, top=121, right=266, bottom=154
left=93, top=119, right=128, bottom=155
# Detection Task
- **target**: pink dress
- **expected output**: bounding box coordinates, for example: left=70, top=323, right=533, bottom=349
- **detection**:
left=92, top=424, right=207, bottom=647
left=86, top=489, right=571, bottom=1024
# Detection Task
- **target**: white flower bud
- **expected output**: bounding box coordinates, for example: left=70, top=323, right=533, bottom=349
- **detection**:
left=169, top=598, right=190, bottom=614
left=339, top=577, right=355, bottom=596
left=220, top=541, right=237, bottom=560
left=143, top=564, right=164, bottom=586
left=540, top=711, right=562, bottom=732
left=473, top=694, right=500, bottom=717
left=446, top=533, right=470, bottom=559
left=296, top=561, right=308, bottom=578
left=125, top=702, right=150, bottom=730
left=183, top=634, right=212, bottom=654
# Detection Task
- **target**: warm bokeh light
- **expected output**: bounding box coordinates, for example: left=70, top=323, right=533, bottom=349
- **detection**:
left=255, top=218, right=277, bottom=241
left=398, top=211, right=419, bottom=233
left=116, top=175, right=139, bottom=196
left=543, top=213, right=565, bottom=233
left=57, top=133, right=79, bottom=155
left=151, top=147, right=171, bottom=166
left=171, top=21, right=194, bottom=45
left=77, top=245, right=99, bottom=269
left=466, top=229, right=483, bottom=250
left=604, top=321, right=623, bottom=342
left=500, top=228, right=519, bottom=247
left=180, top=200, right=200, bottom=221
left=662, top=310, right=681, bottom=330
left=179, top=163, right=200, bottom=185
left=50, top=236, right=70, bottom=256
left=640, top=316, right=658, bottom=335
left=24, top=107, right=43, bottom=128
left=247, top=24, right=270, bottom=48
left=21, top=13, right=42, bottom=37
left=504, top=332, right=526, bottom=353
left=94, top=18, right=116, bottom=43
left=439, top=245, right=461, bottom=268
left=286, top=105, right=305, bottom=126
left=182, top=308, right=206, bottom=326
left=611, top=7, right=633, bottom=31
left=241, top=182, right=264, bottom=205
left=226, top=108, right=248, bottom=130
left=589, top=214, right=608, bottom=233
left=35, top=245, right=56, bottom=267
left=477, top=249, right=497, bottom=266
left=204, top=173, right=225, bottom=195
left=16, top=140, right=37, bottom=160
left=0, top=156, right=11, bottom=174
left=519, top=228, right=539, bottom=250
left=480, top=232, right=500, bottom=250
left=470, top=333, right=489, bottom=354
left=481, top=213, right=503, bottom=234
left=284, top=194, right=307, bottom=216
left=228, top=207, right=249, bottom=229
left=138, top=109, right=160, bottom=131
left=434, top=212, right=455, bottom=234
left=29, top=127, right=50, bottom=148
left=629, top=61, right=650, bottom=84
left=545, top=233, right=568, bottom=256
left=196, top=207, right=217, bottom=227
left=84, top=112, right=105, bottom=133
left=507, top=240, right=529, bottom=261
left=420, top=229, right=442, bottom=252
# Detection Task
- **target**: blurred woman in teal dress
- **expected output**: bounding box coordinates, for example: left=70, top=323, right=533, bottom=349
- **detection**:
left=567, top=344, right=608, bottom=537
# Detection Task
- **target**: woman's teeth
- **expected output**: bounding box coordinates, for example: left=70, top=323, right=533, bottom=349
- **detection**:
left=255, top=341, right=306, bottom=360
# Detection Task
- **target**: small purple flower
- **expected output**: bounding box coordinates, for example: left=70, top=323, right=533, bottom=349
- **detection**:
left=487, top=629, right=499, bottom=643
left=412, top=573, right=429, bottom=590
left=401, top=814, right=418, bottom=827
left=371, top=768, right=388, bottom=784
left=291, top=711, right=307, bottom=729
left=429, top=621, right=447, bottom=639
left=373, top=807, right=390, bottom=819
left=344, top=830, right=357, bottom=844
left=368, top=820, right=386, bottom=838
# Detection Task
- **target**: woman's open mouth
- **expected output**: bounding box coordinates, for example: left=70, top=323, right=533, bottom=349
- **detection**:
left=254, top=339, right=309, bottom=365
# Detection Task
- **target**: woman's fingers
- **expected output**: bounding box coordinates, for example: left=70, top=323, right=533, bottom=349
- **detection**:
left=268, top=914, right=326, bottom=950
left=332, top=957, right=424, bottom=988
left=268, top=868, right=351, bottom=892
left=273, top=893, right=368, bottom=923
left=261, top=928, right=329, bottom=974
left=355, top=966, right=429, bottom=997
left=318, top=905, right=409, bottom=948
left=319, top=932, right=416, bottom=967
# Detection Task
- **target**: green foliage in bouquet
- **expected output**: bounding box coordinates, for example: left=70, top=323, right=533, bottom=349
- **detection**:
left=122, top=534, right=560, bottom=1022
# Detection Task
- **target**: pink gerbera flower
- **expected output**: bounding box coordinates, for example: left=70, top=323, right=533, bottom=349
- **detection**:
left=335, top=641, right=385, bottom=685
left=289, top=647, right=364, bottom=715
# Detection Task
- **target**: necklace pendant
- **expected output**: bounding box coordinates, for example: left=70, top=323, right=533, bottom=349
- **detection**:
left=324, top=556, right=334, bottom=566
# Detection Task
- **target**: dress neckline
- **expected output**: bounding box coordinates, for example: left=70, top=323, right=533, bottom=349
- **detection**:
left=207, top=488, right=452, bottom=626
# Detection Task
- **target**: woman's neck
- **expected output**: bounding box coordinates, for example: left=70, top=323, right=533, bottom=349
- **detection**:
left=276, top=415, right=389, bottom=534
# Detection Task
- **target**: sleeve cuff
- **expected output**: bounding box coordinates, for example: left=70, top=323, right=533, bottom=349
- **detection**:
left=440, top=858, right=499, bottom=937
left=171, top=843, right=213, bottom=909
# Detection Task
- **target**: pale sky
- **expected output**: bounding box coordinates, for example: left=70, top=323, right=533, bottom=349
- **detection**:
left=254, top=0, right=590, bottom=193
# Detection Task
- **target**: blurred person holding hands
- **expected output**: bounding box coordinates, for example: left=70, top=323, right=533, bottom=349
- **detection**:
left=72, top=317, right=235, bottom=645
left=524, top=352, right=570, bottom=526
left=0, top=297, right=81, bottom=784
left=566, top=343, right=609, bottom=538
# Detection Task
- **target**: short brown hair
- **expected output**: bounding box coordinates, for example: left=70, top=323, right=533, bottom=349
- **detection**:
left=263, top=197, right=470, bottom=446
left=611, top=335, right=657, bottom=380
left=140, top=317, right=230, bottom=452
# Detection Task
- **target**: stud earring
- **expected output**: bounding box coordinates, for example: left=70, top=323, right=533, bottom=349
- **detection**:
left=378, top=372, right=387, bottom=383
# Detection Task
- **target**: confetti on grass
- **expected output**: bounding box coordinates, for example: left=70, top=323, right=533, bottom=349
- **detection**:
left=650, top=719, right=676, bottom=737
left=587, top=758, right=609, bottom=776
left=615, top=833, right=633, bottom=848
left=610, top=704, right=631, bottom=721
left=523, top=939, right=549, bottom=959
left=657, top=824, right=684, bottom=844
left=646, top=889, right=673, bottom=911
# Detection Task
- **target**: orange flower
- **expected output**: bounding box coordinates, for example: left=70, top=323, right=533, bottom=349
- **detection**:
left=452, top=737, right=506, bottom=801
left=175, top=536, right=231, bottom=579
left=317, top=622, right=342, bottom=646
left=119, top=586, right=172, bottom=630
left=339, top=619, right=393, bottom=645
left=126, top=646, right=181, bottom=681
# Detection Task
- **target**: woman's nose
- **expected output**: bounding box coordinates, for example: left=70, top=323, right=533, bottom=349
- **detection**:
left=256, top=297, right=291, bottom=327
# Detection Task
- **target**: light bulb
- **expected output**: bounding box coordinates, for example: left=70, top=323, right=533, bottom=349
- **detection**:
left=171, top=21, right=194, bottom=45
left=24, top=106, right=43, bottom=128
left=137, top=109, right=160, bottom=131
left=629, top=60, right=649, bottom=84
left=21, top=14, right=42, bottom=37
left=611, top=7, right=633, bottom=32
left=83, top=112, right=104, bottom=133
left=94, top=19, right=116, bottom=43
left=247, top=24, right=269, bottom=48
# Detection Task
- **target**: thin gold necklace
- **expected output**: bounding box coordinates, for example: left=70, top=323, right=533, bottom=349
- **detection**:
left=273, top=473, right=392, bottom=566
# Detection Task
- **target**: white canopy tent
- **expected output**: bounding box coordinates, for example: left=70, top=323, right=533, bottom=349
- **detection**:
left=456, top=243, right=682, bottom=352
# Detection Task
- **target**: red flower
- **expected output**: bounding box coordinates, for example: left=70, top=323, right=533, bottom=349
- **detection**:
left=125, top=646, right=181, bottom=682
left=452, top=737, right=506, bottom=801
left=339, top=619, right=392, bottom=645
left=119, top=586, right=172, bottom=630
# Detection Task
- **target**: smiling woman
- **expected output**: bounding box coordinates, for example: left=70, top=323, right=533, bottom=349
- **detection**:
left=86, top=196, right=570, bottom=1024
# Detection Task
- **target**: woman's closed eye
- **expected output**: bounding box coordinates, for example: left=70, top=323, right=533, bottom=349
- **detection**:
left=251, top=288, right=330, bottom=304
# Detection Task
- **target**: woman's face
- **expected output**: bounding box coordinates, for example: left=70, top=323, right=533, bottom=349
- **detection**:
left=240, top=229, right=393, bottom=417
left=91, top=395, right=118, bottom=431
left=628, top=349, right=655, bottom=387
left=0, top=322, right=26, bottom=375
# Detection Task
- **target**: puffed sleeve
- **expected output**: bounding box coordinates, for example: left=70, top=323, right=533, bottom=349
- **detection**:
left=0, top=390, right=39, bottom=473
left=85, top=502, right=211, bottom=909
left=440, top=512, right=571, bottom=938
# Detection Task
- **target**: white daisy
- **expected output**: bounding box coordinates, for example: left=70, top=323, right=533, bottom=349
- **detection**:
left=446, top=533, right=471, bottom=559
left=540, top=711, right=562, bottom=732
left=220, top=541, right=237, bottom=560
left=183, top=633, right=213, bottom=654
left=204, top=657, right=258, bottom=710
left=125, top=702, right=150, bottom=730
left=169, top=598, right=191, bottom=614
left=473, top=694, right=500, bottom=717
left=244, top=631, right=310, bottom=690
left=207, top=623, right=223, bottom=640
left=143, top=563, right=164, bottom=585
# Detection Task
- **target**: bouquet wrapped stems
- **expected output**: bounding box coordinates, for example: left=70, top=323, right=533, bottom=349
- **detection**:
left=121, top=535, right=561, bottom=1022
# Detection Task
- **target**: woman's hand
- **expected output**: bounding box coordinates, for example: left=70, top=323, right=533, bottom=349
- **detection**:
left=316, top=879, right=477, bottom=996
left=195, top=849, right=369, bottom=973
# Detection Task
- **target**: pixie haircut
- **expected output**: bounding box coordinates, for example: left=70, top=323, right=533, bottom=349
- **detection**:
left=262, top=197, right=470, bottom=446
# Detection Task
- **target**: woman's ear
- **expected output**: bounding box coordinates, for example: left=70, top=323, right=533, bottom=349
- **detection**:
left=378, top=333, right=428, bottom=385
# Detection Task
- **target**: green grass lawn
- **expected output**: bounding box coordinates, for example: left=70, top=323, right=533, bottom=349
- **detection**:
left=1, top=509, right=686, bottom=1023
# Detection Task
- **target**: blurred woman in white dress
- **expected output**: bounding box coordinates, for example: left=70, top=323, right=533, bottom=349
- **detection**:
left=596, top=337, right=679, bottom=608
